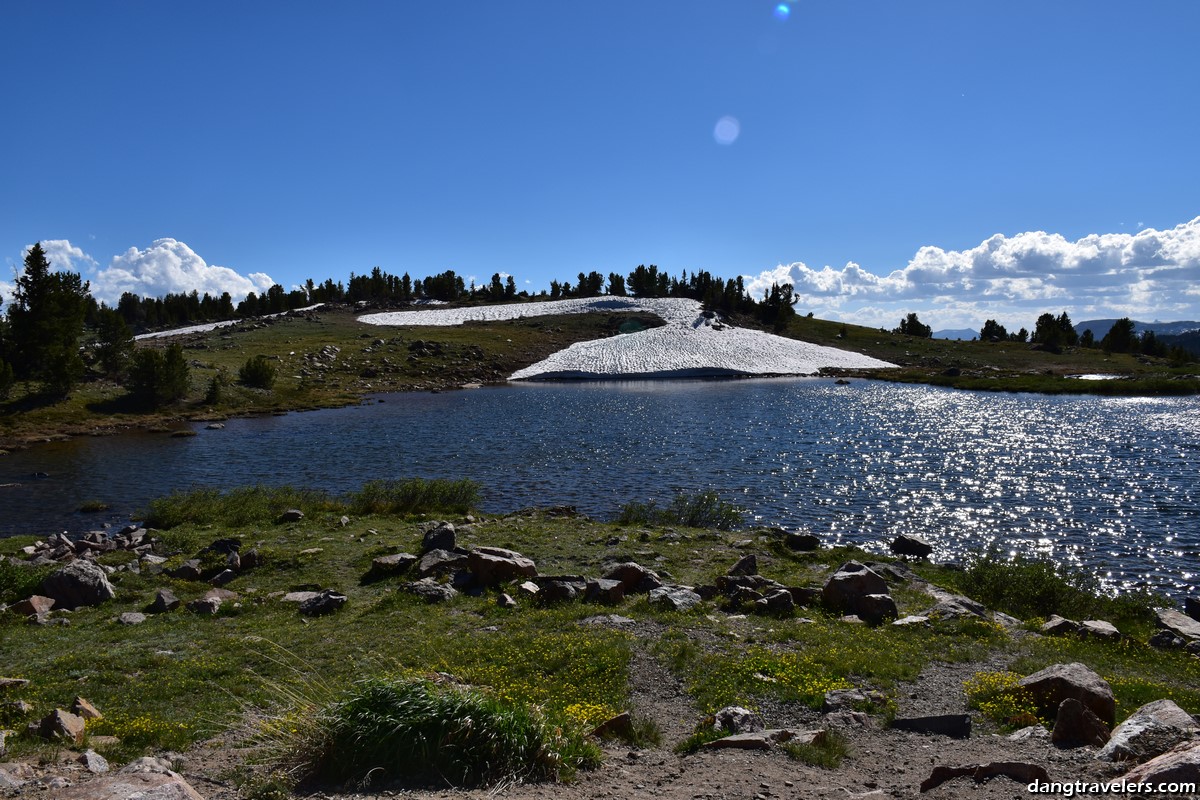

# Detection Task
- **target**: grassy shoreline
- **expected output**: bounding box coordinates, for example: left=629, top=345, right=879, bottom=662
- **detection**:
left=1, top=305, right=1196, bottom=450
left=2, top=486, right=1198, bottom=795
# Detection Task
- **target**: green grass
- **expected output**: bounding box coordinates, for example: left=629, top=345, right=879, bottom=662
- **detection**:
left=141, top=479, right=481, bottom=529
left=782, top=729, right=849, bottom=768
left=272, top=677, right=600, bottom=788
left=617, top=490, right=745, bottom=530
left=926, top=551, right=1161, bottom=635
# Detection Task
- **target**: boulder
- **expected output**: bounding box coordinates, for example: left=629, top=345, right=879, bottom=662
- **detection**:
left=149, top=588, right=180, bottom=613
left=755, top=588, right=796, bottom=615
left=856, top=593, right=898, bottom=625
left=713, top=706, right=763, bottom=734
left=298, top=590, right=347, bottom=616
left=649, top=586, right=702, bottom=612
left=590, top=711, right=634, bottom=740
left=277, top=509, right=304, bottom=523
left=890, top=534, right=933, bottom=558
left=920, top=762, right=1050, bottom=793
left=1018, top=662, right=1115, bottom=725
left=1098, top=699, right=1200, bottom=763
left=702, top=728, right=824, bottom=751
left=39, top=709, right=86, bottom=744
left=1149, top=629, right=1186, bottom=649
left=168, top=559, right=203, bottom=581
left=73, top=696, right=103, bottom=720
left=822, top=561, right=888, bottom=616
left=117, top=612, right=146, bottom=625
left=727, top=554, right=757, bottom=576
left=79, top=749, right=110, bottom=774
left=602, top=562, right=663, bottom=593
left=1185, top=597, right=1200, bottom=622
left=785, top=532, right=821, bottom=551
left=1123, top=740, right=1200, bottom=786
left=364, top=552, right=417, bottom=582
left=823, top=688, right=887, bottom=713
left=892, top=615, right=930, bottom=627
left=1156, top=608, right=1200, bottom=640
left=11, top=595, right=55, bottom=617
left=401, top=578, right=458, bottom=603
left=1041, top=614, right=1081, bottom=636
left=1051, top=697, right=1111, bottom=747
left=467, top=546, right=538, bottom=585
left=1080, top=619, right=1121, bottom=641
left=280, top=591, right=321, bottom=604
left=497, top=593, right=517, bottom=609
left=421, top=522, right=456, bottom=553
left=585, top=578, right=625, bottom=605
left=891, top=714, right=971, bottom=739
left=52, top=769, right=207, bottom=800
left=39, top=561, right=116, bottom=610
left=535, top=575, right=588, bottom=603
left=417, top=549, right=468, bottom=577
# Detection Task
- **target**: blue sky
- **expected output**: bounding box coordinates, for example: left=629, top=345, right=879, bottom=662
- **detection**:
left=3, top=1, right=1199, bottom=331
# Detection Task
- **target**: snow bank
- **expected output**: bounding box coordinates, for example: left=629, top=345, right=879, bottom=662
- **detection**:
left=359, top=297, right=893, bottom=380
left=134, top=304, right=325, bottom=340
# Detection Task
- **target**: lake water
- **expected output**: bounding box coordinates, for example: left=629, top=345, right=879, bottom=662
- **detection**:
left=2, top=379, right=1197, bottom=598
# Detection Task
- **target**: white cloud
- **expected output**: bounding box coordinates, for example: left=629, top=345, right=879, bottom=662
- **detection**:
left=28, top=239, right=99, bottom=274
left=746, top=217, right=1200, bottom=330
left=91, top=238, right=274, bottom=304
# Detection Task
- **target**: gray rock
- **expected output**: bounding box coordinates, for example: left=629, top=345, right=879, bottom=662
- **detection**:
left=1051, top=697, right=1111, bottom=747
left=1018, top=662, right=1116, bottom=725
left=920, top=762, right=1050, bottom=792
left=401, top=578, right=458, bottom=603
left=1080, top=619, right=1121, bottom=641
left=421, top=522, right=456, bottom=553
left=277, top=508, right=304, bottom=523
left=713, top=706, right=764, bottom=733
left=39, top=709, right=86, bottom=744
left=149, top=588, right=180, bottom=613
left=1123, top=740, right=1200, bottom=786
left=280, top=591, right=321, bottom=604
left=79, top=748, right=110, bottom=774
left=68, top=769, right=207, bottom=799
left=467, top=546, right=538, bottom=585
left=891, top=714, right=971, bottom=739
left=822, top=561, right=888, bottom=617
left=169, top=559, right=203, bottom=581
left=365, top=552, right=417, bottom=581
left=585, top=578, right=625, bottom=605
left=1041, top=614, right=1081, bottom=636
left=785, top=532, right=821, bottom=551
left=892, top=615, right=930, bottom=627
left=1098, top=699, right=1200, bottom=763
left=823, top=688, right=886, bottom=713
left=535, top=575, right=588, bottom=603
left=1149, top=629, right=1186, bottom=649
left=118, top=612, right=146, bottom=625
left=298, top=589, right=347, bottom=616
left=497, top=593, right=517, bottom=609
left=11, top=595, right=55, bottom=617
left=754, top=588, right=795, bottom=615
left=702, top=728, right=824, bottom=751
left=209, top=569, right=237, bottom=587
left=857, top=593, right=898, bottom=625
left=727, top=554, right=757, bottom=576
left=38, top=561, right=116, bottom=610
left=1156, top=608, right=1200, bottom=640
left=890, top=534, right=933, bottom=558
left=649, top=586, right=702, bottom=611
left=602, top=562, right=663, bottom=593
left=417, top=548, right=468, bottom=577
left=1007, top=724, right=1051, bottom=742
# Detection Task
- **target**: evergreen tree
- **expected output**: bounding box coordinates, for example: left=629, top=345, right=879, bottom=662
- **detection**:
left=894, top=312, right=932, bottom=338
left=7, top=243, right=91, bottom=395
left=1079, top=329, right=1095, bottom=348
left=1100, top=318, right=1137, bottom=353
left=129, top=343, right=190, bottom=405
left=979, top=319, right=1008, bottom=341
left=94, top=307, right=135, bottom=378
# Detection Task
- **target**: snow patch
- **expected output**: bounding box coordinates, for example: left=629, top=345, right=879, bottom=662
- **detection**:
left=358, top=298, right=894, bottom=379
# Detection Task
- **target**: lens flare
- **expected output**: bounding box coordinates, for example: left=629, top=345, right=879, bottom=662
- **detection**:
left=773, top=3, right=791, bottom=21
left=713, top=115, right=741, bottom=145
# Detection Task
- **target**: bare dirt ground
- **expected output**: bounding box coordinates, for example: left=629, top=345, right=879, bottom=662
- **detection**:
left=155, top=639, right=1124, bottom=800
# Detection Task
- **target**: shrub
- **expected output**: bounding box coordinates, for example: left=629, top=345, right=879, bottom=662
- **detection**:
left=782, top=729, right=850, bottom=768
left=239, top=355, right=277, bottom=389
left=128, top=343, right=190, bottom=405
left=618, top=490, right=744, bottom=530
left=349, top=478, right=480, bottom=516
left=0, top=358, right=13, bottom=400
left=281, top=677, right=599, bottom=787
left=951, top=551, right=1160, bottom=630
left=963, top=671, right=1040, bottom=729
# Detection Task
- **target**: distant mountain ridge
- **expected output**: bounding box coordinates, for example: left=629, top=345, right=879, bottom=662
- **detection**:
left=931, top=328, right=981, bottom=340
left=1074, top=319, right=1200, bottom=337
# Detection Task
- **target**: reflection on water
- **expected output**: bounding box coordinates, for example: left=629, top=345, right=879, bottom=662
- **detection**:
left=1, top=379, right=1197, bottom=597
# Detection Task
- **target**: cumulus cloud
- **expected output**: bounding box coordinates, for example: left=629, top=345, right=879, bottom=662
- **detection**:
left=3, top=239, right=100, bottom=306
left=91, top=238, right=274, bottom=304
left=745, top=217, right=1200, bottom=330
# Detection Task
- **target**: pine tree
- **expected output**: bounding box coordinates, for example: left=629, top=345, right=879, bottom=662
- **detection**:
left=7, top=243, right=91, bottom=396
left=94, top=308, right=135, bottom=378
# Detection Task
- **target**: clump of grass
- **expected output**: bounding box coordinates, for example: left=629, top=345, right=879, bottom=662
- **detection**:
left=782, top=729, right=849, bottom=768
left=946, top=551, right=1160, bottom=632
left=348, top=478, right=479, bottom=516
left=674, top=724, right=730, bottom=755
left=279, top=677, right=600, bottom=788
left=0, top=559, right=53, bottom=605
left=78, top=499, right=111, bottom=513
left=963, top=671, right=1040, bottom=730
left=141, top=478, right=480, bottom=529
left=617, top=490, right=744, bottom=530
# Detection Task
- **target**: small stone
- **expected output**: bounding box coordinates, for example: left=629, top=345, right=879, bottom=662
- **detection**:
left=79, top=748, right=110, bottom=773
left=118, top=611, right=147, bottom=625
left=73, top=696, right=103, bottom=720
left=150, top=588, right=180, bottom=613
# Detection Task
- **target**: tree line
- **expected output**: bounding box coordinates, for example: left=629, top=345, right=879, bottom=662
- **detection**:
left=0, top=244, right=800, bottom=401
left=892, top=308, right=1194, bottom=363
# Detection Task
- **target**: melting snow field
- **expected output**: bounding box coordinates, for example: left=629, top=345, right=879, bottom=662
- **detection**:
left=134, top=304, right=326, bottom=340
left=359, top=297, right=895, bottom=380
